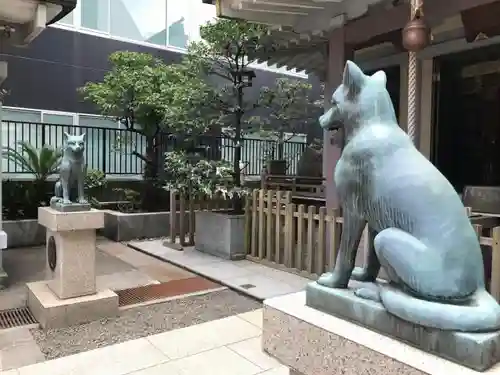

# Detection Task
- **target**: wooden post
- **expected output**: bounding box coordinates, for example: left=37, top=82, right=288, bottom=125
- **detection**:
left=258, top=189, right=265, bottom=259
left=169, top=191, right=177, bottom=245
left=266, top=190, right=274, bottom=261
left=490, top=226, right=500, bottom=301
left=275, top=191, right=282, bottom=264
left=317, top=207, right=326, bottom=275
left=244, top=194, right=252, bottom=256
left=306, top=205, right=315, bottom=274
left=251, top=189, right=258, bottom=257
left=179, top=193, right=186, bottom=246
left=296, top=204, right=305, bottom=271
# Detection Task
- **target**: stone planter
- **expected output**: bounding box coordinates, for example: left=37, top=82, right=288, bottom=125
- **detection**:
left=195, top=211, right=246, bottom=260
left=3, top=219, right=45, bottom=248
left=102, top=210, right=187, bottom=242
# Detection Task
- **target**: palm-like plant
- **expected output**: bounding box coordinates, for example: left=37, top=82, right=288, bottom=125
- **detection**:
left=4, top=141, right=62, bottom=181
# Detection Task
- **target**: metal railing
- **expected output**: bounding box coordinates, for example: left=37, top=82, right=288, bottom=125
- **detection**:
left=2, top=120, right=308, bottom=176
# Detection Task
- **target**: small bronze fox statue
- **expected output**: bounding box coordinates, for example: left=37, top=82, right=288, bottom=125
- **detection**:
left=50, top=132, right=88, bottom=206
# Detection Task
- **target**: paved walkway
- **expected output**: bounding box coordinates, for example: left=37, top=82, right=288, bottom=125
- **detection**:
left=129, top=240, right=311, bottom=300
left=1, top=309, right=288, bottom=375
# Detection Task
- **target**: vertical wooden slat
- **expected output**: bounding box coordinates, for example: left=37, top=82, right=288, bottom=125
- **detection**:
left=244, top=194, right=252, bottom=255
left=306, top=205, right=315, bottom=274
left=328, top=208, right=338, bottom=269
left=296, top=204, right=305, bottom=271
left=179, top=194, right=186, bottom=246
left=188, top=193, right=195, bottom=246
left=258, top=189, right=265, bottom=259
left=251, top=190, right=258, bottom=257
left=266, top=190, right=274, bottom=261
left=275, top=191, right=282, bottom=264
left=283, top=201, right=293, bottom=267
left=317, top=207, right=326, bottom=274
left=490, top=226, right=500, bottom=302
left=169, top=191, right=177, bottom=245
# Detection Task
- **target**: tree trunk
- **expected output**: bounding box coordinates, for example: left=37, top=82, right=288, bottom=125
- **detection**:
left=232, top=85, right=244, bottom=214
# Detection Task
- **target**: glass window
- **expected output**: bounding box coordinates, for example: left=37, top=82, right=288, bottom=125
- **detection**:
left=166, top=0, right=189, bottom=48
left=110, top=0, right=167, bottom=45
left=187, top=1, right=216, bottom=43
left=81, top=0, right=109, bottom=32
left=58, top=11, right=74, bottom=25
left=2, top=108, right=43, bottom=173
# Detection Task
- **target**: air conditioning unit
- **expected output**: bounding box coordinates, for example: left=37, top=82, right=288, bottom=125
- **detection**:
left=0, top=0, right=76, bottom=46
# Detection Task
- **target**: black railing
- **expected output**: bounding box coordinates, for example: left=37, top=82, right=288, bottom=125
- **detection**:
left=2, top=121, right=308, bottom=176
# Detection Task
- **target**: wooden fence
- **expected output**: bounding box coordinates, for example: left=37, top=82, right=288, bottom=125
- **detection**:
left=168, top=191, right=232, bottom=247
left=245, top=189, right=500, bottom=300
left=245, top=189, right=342, bottom=278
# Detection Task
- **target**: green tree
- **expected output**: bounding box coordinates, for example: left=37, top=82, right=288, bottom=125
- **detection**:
left=253, top=78, right=322, bottom=168
left=3, top=141, right=62, bottom=213
left=4, top=141, right=61, bottom=181
left=185, top=19, right=271, bottom=212
left=79, top=51, right=214, bottom=210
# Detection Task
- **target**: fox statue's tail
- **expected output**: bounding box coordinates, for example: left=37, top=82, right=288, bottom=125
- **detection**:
left=380, top=285, right=500, bottom=332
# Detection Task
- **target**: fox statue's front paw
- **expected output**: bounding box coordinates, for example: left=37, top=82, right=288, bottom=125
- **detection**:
left=62, top=199, right=72, bottom=204
left=317, top=271, right=349, bottom=289
left=78, top=197, right=88, bottom=204
left=350, top=266, right=377, bottom=282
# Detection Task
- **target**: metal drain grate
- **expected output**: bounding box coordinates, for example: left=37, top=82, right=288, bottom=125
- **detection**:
left=116, top=276, right=222, bottom=307
left=0, top=307, right=37, bottom=329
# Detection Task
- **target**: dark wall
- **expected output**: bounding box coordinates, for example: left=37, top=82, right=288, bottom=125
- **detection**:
left=0, top=27, right=322, bottom=119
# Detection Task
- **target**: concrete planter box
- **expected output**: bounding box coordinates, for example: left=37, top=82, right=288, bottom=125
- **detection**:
left=4, top=219, right=45, bottom=248
left=102, top=210, right=187, bottom=242
left=195, top=211, right=246, bottom=260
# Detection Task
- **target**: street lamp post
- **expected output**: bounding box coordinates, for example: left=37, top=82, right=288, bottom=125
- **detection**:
left=0, top=0, right=76, bottom=288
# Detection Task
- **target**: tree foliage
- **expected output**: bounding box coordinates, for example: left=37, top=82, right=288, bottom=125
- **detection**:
left=253, top=78, right=322, bottom=161
left=79, top=51, right=214, bottom=138
left=181, top=20, right=271, bottom=209
left=79, top=51, right=218, bottom=211
left=4, top=141, right=61, bottom=182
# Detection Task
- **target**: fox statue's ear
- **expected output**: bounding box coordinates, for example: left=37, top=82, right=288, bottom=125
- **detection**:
left=371, top=70, right=387, bottom=87
left=81, top=133, right=86, bottom=140
left=63, top=132, right=70, bottom=139
left=342, top=60, right=365, bottom=99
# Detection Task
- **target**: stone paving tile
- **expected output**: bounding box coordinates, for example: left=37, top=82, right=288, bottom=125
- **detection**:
left=136, top=264, right=194, bottom=282
left=8, top=309, right=290, bottom=375
left=0, top=329, right=44, bottom=371
left=130, top=240, right=311, bottom=301
left=96, top=270, right=159, bottom=291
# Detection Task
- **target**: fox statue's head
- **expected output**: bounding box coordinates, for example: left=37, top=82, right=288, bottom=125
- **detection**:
left=63, top=132, right=86, bottom=158
left=319, top=60, right=397, bottom=139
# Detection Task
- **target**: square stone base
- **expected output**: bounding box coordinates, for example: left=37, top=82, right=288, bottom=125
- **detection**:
left=27, top=281, right=118, bottom=329
left=306, top=281, right=500, bottom=371
left=263, top=292, right=500, bottom=375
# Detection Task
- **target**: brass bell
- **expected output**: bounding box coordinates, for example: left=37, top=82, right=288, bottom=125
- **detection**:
left=402, top=16, right=431, bottom=52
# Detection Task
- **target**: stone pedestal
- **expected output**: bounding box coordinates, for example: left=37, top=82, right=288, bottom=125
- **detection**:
left=0, top=230, right=8, bottom=288
left=263, top=292, right=500, bottom=375
left=27, top=207, right=118, bottom=329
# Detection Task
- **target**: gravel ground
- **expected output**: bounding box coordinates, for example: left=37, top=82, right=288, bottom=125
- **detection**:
left=31, top=289, right=261, bottom=360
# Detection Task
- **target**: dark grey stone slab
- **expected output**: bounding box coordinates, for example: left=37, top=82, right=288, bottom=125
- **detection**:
left=50, top=202, right=91, bottom=212
left=306, top=281, right=500, bottom=372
